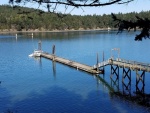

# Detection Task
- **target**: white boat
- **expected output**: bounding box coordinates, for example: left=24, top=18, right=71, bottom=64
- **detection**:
left=29, top=50, right=42, bottom=57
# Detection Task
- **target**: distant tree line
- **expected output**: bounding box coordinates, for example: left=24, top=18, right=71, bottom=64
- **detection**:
left=0, top=5, right=150, bottom=32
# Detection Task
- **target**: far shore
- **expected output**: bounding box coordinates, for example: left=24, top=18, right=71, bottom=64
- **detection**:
left=0, top=28, right=118, bottom=34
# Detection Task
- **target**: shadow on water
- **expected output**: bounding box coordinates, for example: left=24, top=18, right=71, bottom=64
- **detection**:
left=32, top=57, right=42, bottom=69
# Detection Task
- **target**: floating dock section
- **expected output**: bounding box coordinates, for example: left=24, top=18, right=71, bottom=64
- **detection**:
left=93, top=58, right=150, bottom=72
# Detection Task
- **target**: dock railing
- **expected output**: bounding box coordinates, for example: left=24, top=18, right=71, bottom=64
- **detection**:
left=93, top=58, right=150, bottom=72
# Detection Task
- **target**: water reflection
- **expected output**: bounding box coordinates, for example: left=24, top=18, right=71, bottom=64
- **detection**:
left=93, top=75, right=150, bottom=111
left=91, top=73, right=150, bottom=109
left=35, top=54, right=150, bottom=108
left=52, top=61, right=56, bottom=79
left=33, top=56, right=57, bottom=79
left=110, top=69, right=150, bottom=108
left=1, top=31, right=150, bottom=113
left=14, top=30, right=114, bottom=41
left=32, top=56, right=42, bottom=68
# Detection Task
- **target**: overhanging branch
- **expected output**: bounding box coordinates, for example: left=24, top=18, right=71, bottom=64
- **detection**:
left=111, top=13, right=150, bottom=41
left=9, top=0, right=134, bottom=7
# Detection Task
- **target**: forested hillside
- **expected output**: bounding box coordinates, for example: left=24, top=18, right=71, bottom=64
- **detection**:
left=0, top=5, right=150, bottom=31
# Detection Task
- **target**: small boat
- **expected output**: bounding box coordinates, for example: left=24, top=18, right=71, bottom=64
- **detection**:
left=29, top=50, right=43, bottom=57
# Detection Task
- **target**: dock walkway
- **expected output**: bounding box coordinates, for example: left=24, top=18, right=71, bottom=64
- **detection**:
left=41, top=52, right=102, bottom=74
left=30, top=48, right=150, bottom=74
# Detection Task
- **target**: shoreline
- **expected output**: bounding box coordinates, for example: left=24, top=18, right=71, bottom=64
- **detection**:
left=0, top=28, right=118, bottom=34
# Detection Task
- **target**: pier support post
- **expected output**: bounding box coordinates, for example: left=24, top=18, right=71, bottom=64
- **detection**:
left=96, top=53, right=99, bottom=71
left=136, top=70, right=145, bottom=94
left=110, top=65, right=119, bottom=78
left=102, top=51, right=105, bottom=74
left=122, top=68, right=131, bottom=95
left=122, top=68, right=131, bottom=83
left=110, top=65, right=119, bottom=91
left=52, top=45, right=55, bottom=55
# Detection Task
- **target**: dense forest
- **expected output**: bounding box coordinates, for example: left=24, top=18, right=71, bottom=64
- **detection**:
left=0, top=5, right=150, bottom=31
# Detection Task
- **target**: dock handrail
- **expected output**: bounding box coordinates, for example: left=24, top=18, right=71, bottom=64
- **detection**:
left=93, top=59, right=109, bottom=68
left=93, top=58, right=150, bottom=72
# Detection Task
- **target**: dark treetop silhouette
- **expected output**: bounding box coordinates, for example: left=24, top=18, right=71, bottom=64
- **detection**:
left=111, top=13, right=150, bottom=41
left=8, top=0, right=150, bottom=41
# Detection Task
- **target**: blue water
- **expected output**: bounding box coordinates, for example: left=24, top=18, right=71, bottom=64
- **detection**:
left=0, top=31, right=150, bottom=113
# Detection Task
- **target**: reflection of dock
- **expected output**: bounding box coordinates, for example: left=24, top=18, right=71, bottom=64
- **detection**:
left=95, top=72, right=150, bottom=107
left=94, top=73, right=150, bottom=107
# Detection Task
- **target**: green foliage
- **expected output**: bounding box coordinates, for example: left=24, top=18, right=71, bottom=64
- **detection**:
left=0, top=5, right=150, bottom=31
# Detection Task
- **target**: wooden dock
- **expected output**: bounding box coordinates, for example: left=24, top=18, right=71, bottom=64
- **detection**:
left=32, top=50, right=150, bottom=74
left=30, top=41, right=150, bottom=74
left=40, top=52, right=103, bottom=74
left=93, top=58, right=150, bottom=72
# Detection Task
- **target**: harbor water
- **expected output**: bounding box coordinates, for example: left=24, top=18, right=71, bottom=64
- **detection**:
left=0, top=30, right=150, bottom=113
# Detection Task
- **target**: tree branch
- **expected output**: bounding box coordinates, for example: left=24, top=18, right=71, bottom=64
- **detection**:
left=9, top=0, right=134, bottom=7
left=111, top=13, right=150, bottom=41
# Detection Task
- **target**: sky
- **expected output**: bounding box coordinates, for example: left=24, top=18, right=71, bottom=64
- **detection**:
left=0, top=0, right=150, bottom=15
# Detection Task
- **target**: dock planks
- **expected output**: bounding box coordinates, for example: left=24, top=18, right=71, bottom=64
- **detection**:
left=40, top=52, right=102, bottom=74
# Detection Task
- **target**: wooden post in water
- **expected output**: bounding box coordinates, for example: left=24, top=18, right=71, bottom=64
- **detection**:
left=38, top=40, right=42, bottom=50
left=122, top=68, right=131, bottom=94
left=52, top=45, right=55, bottom=61
left=52, top=45, right=55, bottom=55
left=110, top=65, right=119, bottom=79
left=103, top=51, right=105, bottom=74
left=96, top=53, right=99, bottom=71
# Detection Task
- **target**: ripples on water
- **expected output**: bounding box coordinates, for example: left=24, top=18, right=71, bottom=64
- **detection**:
left=0, top=31, right=150, bottom=113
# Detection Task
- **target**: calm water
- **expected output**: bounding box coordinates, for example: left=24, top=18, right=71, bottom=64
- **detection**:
left=0, top=31, right=150, bottom=113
